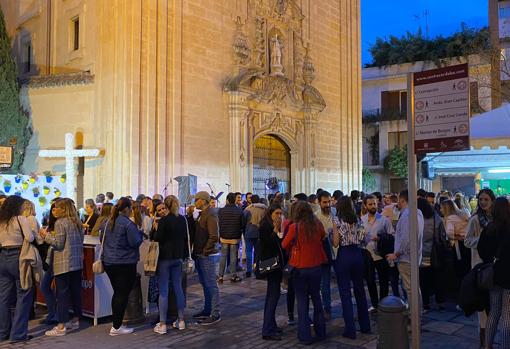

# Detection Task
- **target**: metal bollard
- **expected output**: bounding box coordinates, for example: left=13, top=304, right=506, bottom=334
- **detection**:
left=123, top=273, right=145, bottom=325
left=377, top=296, right=409, bottom=349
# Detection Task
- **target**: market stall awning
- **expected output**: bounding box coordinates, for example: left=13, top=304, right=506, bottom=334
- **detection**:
left=470, top=104, right=510, bottom=148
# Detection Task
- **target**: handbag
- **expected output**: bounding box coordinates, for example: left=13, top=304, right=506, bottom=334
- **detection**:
left=476, top=242, right=502, bottom=291
left=144, top=240, right=159, bottom=276
left=283, top=223, right=299, bottom=280
left=182, top=215, right=195, bottom=274
left=92, top=220, right=109, bottom=274
left=255, top=221, right=284, bottom=278
left=258, top=256, right=281, bottom=276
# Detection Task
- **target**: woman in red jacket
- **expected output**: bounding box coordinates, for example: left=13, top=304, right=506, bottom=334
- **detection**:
left=282, top=201, right=327, bottom=345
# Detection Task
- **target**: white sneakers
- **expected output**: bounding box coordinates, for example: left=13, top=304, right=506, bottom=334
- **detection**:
left=153, top=320, right=186, bottom=335
left=173, top=320, right=186, bottom=331
left=45, top=320, right=79, bottom=337
left=153, top=323, right=167, bottom=335
left=109, top=326, right=134, bottom=336
left=45, top=326, right=66, bottom=337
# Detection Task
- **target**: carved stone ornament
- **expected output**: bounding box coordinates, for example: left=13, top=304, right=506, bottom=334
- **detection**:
left=233, top=16, right=250, bottom=66
left=254, top=17, right=266, bottom=68
left=302, top=45, right=315, bottom=84
left=275, top=0, right=288, bottom=16
left=224, top=0, right=325, bottom=113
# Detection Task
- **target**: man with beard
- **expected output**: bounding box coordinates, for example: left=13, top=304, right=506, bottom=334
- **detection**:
left=314, top=190, right=336, bottom=320
left=361, top=195, right=395, bottom=312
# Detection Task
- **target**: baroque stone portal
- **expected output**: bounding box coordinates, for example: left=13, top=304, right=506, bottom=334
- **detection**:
left=224, top=0, right=326, bottom=194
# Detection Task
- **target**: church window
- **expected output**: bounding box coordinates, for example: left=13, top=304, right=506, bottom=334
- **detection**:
left=71, top=17, right=80, bottom=51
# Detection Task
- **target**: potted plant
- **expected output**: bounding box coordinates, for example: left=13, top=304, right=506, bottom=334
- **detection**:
left=60, top=173, right=66, bottom=183
left=3, top=180, right=12, bottom=193
left=38, top=196, right=47, bottom=207
left=29, top=173, right=38, bottom=184
left=32, top=187, right=40, bottom=198
left=15, top=174, right=22, bottom=183
left=43, top=186, right=50, bottom=195
left=43, top=171, right=54, bottom=183
left=54, top=188, right=61, bottom=197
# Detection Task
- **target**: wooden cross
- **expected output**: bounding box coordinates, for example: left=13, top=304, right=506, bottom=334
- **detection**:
left=38, top=133, right=100, bottom=203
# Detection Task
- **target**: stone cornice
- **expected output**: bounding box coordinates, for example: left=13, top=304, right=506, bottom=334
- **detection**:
left=20, top=72, right=95, bottom=89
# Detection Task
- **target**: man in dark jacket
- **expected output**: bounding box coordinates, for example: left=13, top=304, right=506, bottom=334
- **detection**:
left=218, top=192, right=246, bottom=282
left=189, top=191, right=221, bottom=325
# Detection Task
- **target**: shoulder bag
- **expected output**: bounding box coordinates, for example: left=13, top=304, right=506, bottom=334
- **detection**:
left=282, top=223, right=299, bottom=280
left=144, top=232, right=160, bottom=277
left=92, top=220, right=109, bottom=274
left=255, top=222, right=286, bottom=278
left=476, top=231, right=502, bottom=291
left=182, top=215, right=195, bottom=274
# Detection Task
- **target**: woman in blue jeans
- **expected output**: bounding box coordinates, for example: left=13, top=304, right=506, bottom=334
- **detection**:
left=282, top=201, right=327, bottom=345
left=258, top=204, right=284, bottom=341
left=38, top=201, right=60, bottom=325
left=0, top=196, right=37, bottom=343
left=153, top=195, right=189, bottom=334
left=42, top=198, right=84, bottom=337
left=332, top=196, right=371, bottom=340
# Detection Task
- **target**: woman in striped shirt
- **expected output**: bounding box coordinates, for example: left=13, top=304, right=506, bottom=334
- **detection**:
left=332, top=196, right=371, bottom=340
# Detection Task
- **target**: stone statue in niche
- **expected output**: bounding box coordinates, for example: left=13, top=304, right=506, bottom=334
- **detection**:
left=270, top=34, right=284, bottom=76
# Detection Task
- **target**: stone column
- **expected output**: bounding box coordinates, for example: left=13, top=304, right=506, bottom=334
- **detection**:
left=303, top=108, right=319, bottom=193
left=227, top=91, right=250, bottom=192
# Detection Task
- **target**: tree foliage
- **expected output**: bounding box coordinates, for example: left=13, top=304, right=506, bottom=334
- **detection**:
left=0, top=7, right=32, bottom=173
left=366, top=24, right=491, bottom=68
left=362, top=168, right=376, bottom=193
left=384, top=146, right=408, bottom=178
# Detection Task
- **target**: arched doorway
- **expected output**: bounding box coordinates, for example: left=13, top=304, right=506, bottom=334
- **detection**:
left=252, top=134, right=291, bottom=197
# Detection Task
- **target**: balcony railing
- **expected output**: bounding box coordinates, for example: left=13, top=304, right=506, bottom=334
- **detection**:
left=362, top=108, right=407, bottom=123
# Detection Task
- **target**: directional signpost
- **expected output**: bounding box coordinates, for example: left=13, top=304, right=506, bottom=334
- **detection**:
left=407, top=63, right=470, bottom=349
left=414, top=63, right=470, bottom=153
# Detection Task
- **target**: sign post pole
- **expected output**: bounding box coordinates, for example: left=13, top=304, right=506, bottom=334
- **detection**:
left=407, top=72, right=421, bottom=348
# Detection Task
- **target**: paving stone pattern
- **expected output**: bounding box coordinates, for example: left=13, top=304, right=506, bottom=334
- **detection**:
left=0, top=274, right=501, bottom=349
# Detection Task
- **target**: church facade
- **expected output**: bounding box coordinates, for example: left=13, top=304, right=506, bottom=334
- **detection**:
left=1, top=0, right=362, bottom=200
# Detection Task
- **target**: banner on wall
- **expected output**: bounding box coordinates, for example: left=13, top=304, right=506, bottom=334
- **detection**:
left=0, top=174, right=67, bottom=223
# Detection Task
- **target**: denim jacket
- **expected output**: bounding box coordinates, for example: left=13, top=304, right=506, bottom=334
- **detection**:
left=101, top=215, right=143, bottom=265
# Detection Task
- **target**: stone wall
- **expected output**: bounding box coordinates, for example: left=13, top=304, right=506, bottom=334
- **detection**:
left=3, top=0, right=363, bottom=201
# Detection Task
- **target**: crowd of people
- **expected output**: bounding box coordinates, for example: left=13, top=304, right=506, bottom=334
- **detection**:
left=0, top=186, right=509, bottom=348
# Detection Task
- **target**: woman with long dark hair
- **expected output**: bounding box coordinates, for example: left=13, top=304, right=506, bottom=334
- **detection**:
left=259, top=204, right=284, bottom=341
left=38, top=200, right=61, bottom=325
left=282, top=201, right=327, bottom=345
left=102, top=197, right=143, bottom=336
left=477, top=196, right=510, bottom=348
left=332, top=196, right=370, bottom=340
left=0, top=196, right=36, bottom=342
left=465, top=188, right=496, bottom=348
left=41, top=198, right=84, bottom=336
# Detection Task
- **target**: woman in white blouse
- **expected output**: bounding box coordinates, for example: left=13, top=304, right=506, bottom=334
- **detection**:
left=440, top=199, right=470, bottom=304
left=0, top=196, right=37, bottom=342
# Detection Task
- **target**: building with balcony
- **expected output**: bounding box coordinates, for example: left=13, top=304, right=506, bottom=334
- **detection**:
left=362, top=56, right=494, bottom=194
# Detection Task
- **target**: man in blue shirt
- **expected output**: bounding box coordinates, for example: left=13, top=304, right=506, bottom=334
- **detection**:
left=386, top=190, right=424, bottom=307
left=361, top=195, right=395, bottom=312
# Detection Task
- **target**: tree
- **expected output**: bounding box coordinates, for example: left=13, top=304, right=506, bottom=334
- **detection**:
left=0, top=7, right=32, bottom=173
left=362, top=168, right=376, bottom=193
left=366, top=24, right=491, bottom=68
left=384, top=146, right=408, bottom=178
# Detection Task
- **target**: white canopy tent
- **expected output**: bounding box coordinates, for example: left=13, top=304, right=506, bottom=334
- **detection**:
left=470, top=104, right=510, bottom=146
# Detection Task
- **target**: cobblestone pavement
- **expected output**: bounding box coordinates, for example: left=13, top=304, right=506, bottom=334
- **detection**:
left=0, top=273, right=500, bottom=349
